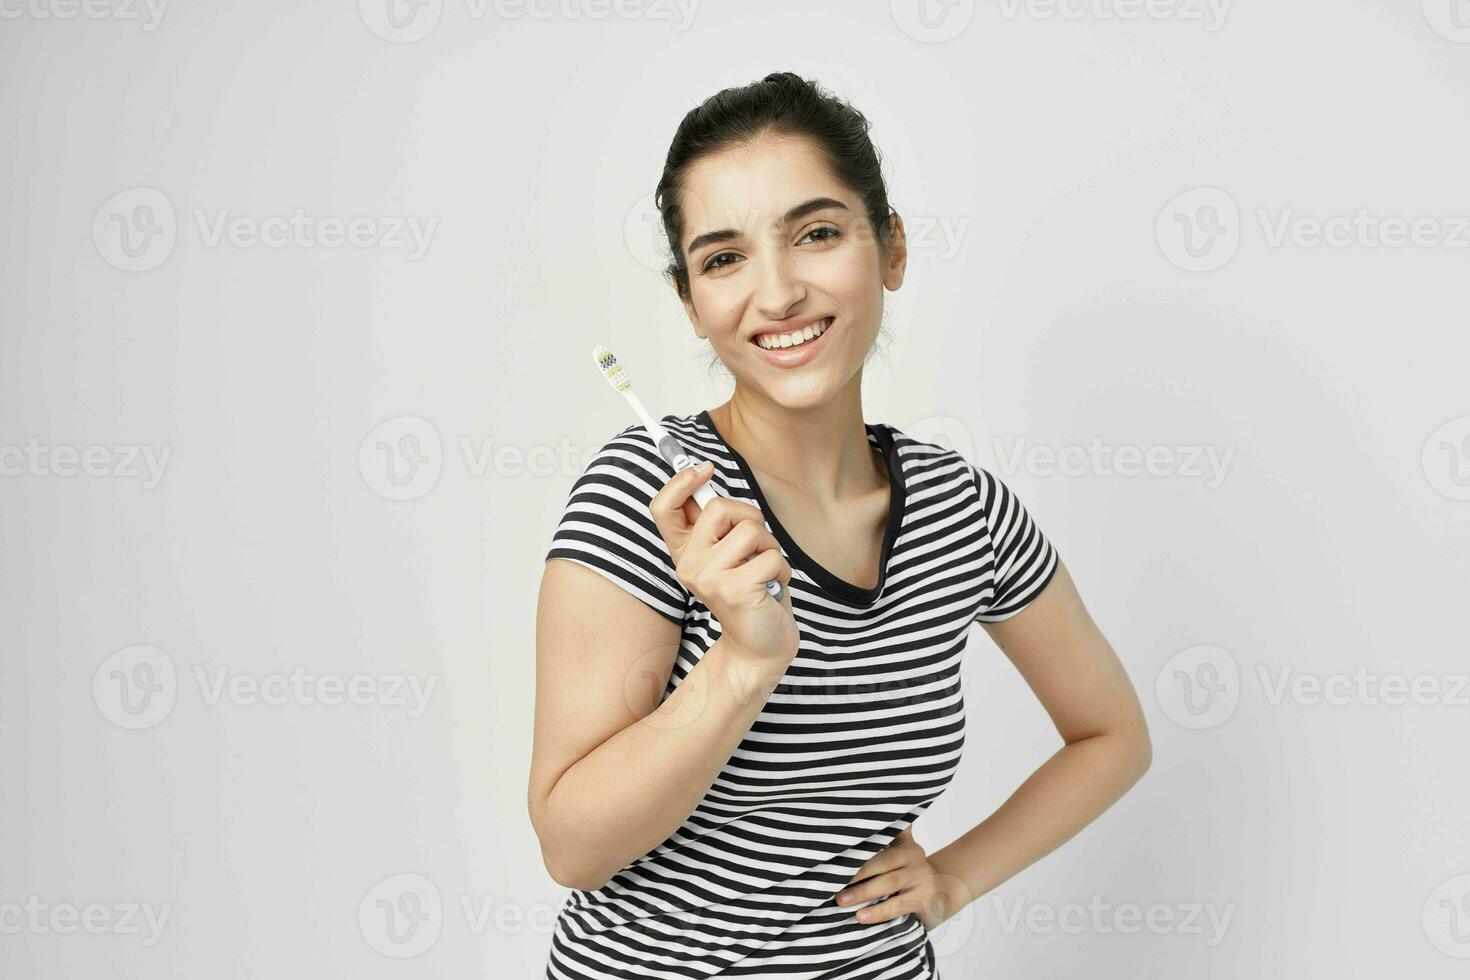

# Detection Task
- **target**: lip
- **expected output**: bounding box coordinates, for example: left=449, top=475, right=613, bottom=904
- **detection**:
left=749, top=316, right=834, bottom=368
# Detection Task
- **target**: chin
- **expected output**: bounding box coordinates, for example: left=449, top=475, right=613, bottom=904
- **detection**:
left=751, top=375, right=848, bottom=411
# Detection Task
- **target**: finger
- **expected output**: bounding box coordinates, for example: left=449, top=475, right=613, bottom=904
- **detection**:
left=694, top=544, right=789, bottom=610
left=844, top=846, right=906, bottom=887
left=754, top=548, right=794, bottom=596
left=648, top=461, right=715, bottom=555
left=706, top=519, right=782, bottom=573
left=848, top=889, right=923, bottom=925
left=728, top=532, right=792, bottom=598
left=835, top=868, right=907, bottom=908
left=845, top=852, right=879, bottom=886
left=689, top=496, right=767, bottom=551
left=729, top=549, right=791, bottom=606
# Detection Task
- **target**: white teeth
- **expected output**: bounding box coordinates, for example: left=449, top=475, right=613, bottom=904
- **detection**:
left=757, top=318, right=830, bottom=350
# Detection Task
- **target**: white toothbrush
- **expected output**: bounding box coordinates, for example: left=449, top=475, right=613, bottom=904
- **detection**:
left=592, top=344, right=784, bottom=605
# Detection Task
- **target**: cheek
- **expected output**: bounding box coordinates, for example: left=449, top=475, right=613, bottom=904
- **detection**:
left=822, top=251, right=878, bottom=307
left=691, top=294, right=744, bottom=339
left=688, top=278, right=732, bottom=316
left=823, top=264, right=876, bottom=314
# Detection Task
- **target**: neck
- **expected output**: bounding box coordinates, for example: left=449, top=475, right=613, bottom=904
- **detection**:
left=709, top=377, right=884, bottom=504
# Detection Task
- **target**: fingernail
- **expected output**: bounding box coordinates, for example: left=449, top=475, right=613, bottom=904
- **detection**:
left=836, top=893, right=851, bottom=904
left=696, top=460, right=713, bottom=473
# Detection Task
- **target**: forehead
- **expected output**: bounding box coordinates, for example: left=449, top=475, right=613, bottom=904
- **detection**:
left=679, top=134, right=850, bottom=228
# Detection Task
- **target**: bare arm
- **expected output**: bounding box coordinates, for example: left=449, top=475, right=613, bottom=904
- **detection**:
left=528, top=558, right=789, bottom=892
left=927, top=558, right=1152, bottom=913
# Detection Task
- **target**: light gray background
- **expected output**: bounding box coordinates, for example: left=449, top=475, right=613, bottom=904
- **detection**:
left=3, top=1, right=1468, bottom=976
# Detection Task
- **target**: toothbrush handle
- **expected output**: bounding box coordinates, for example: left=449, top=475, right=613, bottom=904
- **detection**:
left=655, top=433, right=785, bottom=605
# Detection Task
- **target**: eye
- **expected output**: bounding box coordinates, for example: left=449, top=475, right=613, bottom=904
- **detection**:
left=701, top=251, right=741, bottom=274
left=801, top=225, right=842, bottom=244
left=699, top=225, right=841, bottom=275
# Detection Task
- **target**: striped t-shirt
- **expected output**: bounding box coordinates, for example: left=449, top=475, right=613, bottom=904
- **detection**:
left=542, top=409, right=1059, bottom=980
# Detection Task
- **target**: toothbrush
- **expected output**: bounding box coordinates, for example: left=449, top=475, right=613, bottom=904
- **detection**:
left=592, top=344, right=785, bottom=605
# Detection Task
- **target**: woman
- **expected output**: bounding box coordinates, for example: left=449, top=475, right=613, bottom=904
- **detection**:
left=530, top=71, right=1151, bottom=979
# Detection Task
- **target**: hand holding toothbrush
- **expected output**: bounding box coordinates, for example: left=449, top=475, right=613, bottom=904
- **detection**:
left=648, top=462, right=799, bottom=666
left=593, top=345, right=798, bottom=665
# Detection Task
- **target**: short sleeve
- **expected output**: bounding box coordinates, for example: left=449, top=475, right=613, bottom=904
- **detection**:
left=544, top=423, right=690, bottom=625
left=967, top=462, right=1060, bottom=623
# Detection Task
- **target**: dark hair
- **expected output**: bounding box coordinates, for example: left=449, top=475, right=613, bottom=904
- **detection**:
left=655, top=72, right=898, bottom=353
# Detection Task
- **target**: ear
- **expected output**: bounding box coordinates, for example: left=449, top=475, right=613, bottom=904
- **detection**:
left=880, top=212, right=908, bottom=292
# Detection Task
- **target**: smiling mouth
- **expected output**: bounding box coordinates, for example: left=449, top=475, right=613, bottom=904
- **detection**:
left=751, top=317, right=833, bottom=351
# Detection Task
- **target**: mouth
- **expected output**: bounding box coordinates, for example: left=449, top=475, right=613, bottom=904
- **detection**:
left=749, top=316, right=834, bottom=366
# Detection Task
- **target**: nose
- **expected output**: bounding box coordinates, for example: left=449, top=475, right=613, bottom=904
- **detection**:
left=752, top=240, right=807, bottom=322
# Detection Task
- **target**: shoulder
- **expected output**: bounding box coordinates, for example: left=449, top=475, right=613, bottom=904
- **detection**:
left=875, top=420, right=1031, bottom=520
left=548, top=415, right=696, bottom=623
left=875, top=421, right=976, bottom=492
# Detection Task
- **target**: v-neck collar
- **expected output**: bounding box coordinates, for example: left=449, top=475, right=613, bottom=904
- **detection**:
left=695, top=409, right=907, bottom=606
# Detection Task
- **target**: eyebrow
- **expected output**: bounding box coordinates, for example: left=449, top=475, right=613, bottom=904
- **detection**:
left=684, top=196, right=851, bottom=259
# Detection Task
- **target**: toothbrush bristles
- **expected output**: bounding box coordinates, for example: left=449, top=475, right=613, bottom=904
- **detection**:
left=592, top=345, right=631, bottom=392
